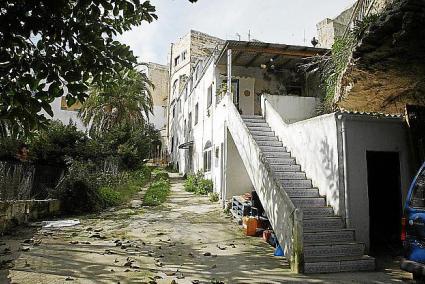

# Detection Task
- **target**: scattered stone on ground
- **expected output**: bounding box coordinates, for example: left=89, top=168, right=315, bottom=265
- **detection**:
left=0, top=173, right=414, bottom=283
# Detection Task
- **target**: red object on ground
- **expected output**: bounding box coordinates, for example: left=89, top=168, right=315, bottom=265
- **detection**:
left=243, top=217, right=258, bottom=236
left=263, top=230, right=272, bottom=241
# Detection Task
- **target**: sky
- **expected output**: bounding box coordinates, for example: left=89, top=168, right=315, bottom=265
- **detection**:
left=118, top=0, right=356, bottom=65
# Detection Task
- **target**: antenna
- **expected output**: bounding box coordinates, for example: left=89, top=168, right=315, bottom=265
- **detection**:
left=248, top=30, right=251, bottom=42
left=303, top=29, right=306, bottom=44
left=236, top=33, right=241, bottom=41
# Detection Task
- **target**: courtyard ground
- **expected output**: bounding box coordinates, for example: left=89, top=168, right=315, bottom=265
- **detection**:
left=0, top=173, right=414, bottom=283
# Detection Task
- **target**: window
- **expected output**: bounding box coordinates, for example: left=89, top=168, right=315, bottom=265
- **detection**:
left=203, top=141, right=212, bottom=172
left=171, top=136, right=174, bottom=153
left=184, top=119, right=187, bottom=136
left=195, top=103, right=199, bottom=125
left=172, top=106, right=176, bottom=118
left=411, top=168, right=425, bottom=208
left=182, top=50, right=187, bottom=61
left=174, top=56, right=180, bottom=67
left=172, top=79, right=179, bottom=97
left=207, top=84, right=213, bottom=108
left=188, top=112, right=192, bottom=132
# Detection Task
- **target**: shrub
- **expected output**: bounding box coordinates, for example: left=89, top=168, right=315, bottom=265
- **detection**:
left=198, top=178, right=213, bottom=195
left=184, top=174, right=198, bottom=193
left=152, top=169, right=169, bottom=181
left=52, top=160, right=103, bottom=213
left=143, top=178, right=171, bottom=206
left=184, top=171, right=213, bottom=195
left=209, top=192, right=219, bottom=203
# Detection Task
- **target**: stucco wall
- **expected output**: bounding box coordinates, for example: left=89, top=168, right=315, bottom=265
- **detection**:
left=48, top=97, right=86, bottom=131
left=225, top=130, right=254, bottom=199
left=262, top=95, right=343, bottom=214
left=343, top=116, right=412, bottom=249
left=265, top=95, right=319, bottom=123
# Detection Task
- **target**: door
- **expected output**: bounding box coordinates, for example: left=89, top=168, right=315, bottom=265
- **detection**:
left=367, top=151, right=402, bottom=255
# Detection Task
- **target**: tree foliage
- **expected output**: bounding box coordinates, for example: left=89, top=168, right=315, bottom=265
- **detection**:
left=78, top=68, right=153, bottom=135
left=0, top=0, right=157, bottom=133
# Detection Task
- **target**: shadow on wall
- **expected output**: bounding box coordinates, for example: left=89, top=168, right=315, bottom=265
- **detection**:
left=319, top=138, right=340, bottom=210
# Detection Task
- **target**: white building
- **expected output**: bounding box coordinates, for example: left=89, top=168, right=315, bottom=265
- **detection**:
left=166, top=34, right=413, bottom=273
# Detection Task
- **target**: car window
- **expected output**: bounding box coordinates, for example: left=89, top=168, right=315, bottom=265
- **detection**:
left=410, top=169, right=425, bottom=208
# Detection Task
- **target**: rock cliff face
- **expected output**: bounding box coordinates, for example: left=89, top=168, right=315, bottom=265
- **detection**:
left=337, top=0, right=425, bottom=114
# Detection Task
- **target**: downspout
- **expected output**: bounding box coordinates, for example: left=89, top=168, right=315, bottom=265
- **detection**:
left=339, top=114, right=351, bottom=227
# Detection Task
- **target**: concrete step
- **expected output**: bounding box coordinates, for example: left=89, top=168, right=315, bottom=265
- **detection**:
left=302, top=207, right=334, bottom=218
left=281, top=179, right=312, bottom=188
left=267, top=157, right=296, bottom=165
left=245, top=122, right=269, bottom=128
left=242, top=118, right=265, bottom=123
left=263, top=152, right=291, bottom=159
left=250, top=130, right=275, bottom=137
left=285, top=187, right=319, bottom=198
left=303, top=217, right=344, bottom=232
left=274, top=171, right=305, bottom=179
left=304, top=255, right=375, bottom=274
left=304, top=243, right=365, bottom=261
left=303, top=229, right=355, bottom=245
left=242, top=115, right=263, bottom=120
left=270, top=164, right=301, bottom=172
left=260, top=145, right=287, bottom=152
left=253, top=135, right=279, bottom=142
left=292, top=197, right=326, bottom=208
left=247, top=124, right=272, bottom=131
left=257, top=140, right=283, bottom=147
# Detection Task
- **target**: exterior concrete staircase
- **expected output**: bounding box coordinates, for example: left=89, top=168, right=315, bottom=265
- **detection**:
left=241, top=115, right=375, bottom=273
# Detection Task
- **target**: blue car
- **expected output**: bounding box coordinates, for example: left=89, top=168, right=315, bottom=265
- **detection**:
left=401, top=163, right=425, bottom=281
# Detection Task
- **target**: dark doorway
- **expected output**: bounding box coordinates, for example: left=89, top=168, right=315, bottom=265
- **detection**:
left=367, top=151, right=402, bottom=256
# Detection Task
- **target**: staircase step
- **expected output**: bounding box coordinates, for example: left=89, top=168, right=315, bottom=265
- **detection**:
left=247, top=124, right=273, bottom=132
left=250, top=130, right=275, bottom=137
left=263, top=152, right=291, bottom=159
left=292, top=197, right=326, bottom=208
left=302, top=207, right=334, bottom=217
left=304, top=256, right=375, bottom=274
left=274, top=171, right=305, bottom=179
left=304, top=229, right=355, bottom=245
left=245, top=122, right=269, bottom=128
left=260, top=145, right=287, bottom=152
left=285, top=187, right=319, bottom=198
left=257, top=141, right=283, bottom=147
left=303, top=217, right=344, bottom=232
left=253, top=135, right=279, bottom=142
left=281, top=179, right=312, bottom=188
left=242, top=115, right=263, bottom=119
left=267, top=157, right=296, bottom=165
left=270, top=164, right=301, bottom=172
left=304, top=243, right=365, bottom=261
left=242, top=118, right=265, bottom=123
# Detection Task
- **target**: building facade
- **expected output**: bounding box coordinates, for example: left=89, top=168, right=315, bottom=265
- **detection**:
left=165, top=30, right=413, bottom=273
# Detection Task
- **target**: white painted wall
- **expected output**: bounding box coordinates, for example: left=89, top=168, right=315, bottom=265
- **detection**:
left=47, top=97, right=87, bottom=131
left=343, top=116, right=412, bottom=249
left=263, top=96, right=343, bottom=214
left=225, top=130, right=254, bottom=199
left=265, top=95, right=319, bottom=123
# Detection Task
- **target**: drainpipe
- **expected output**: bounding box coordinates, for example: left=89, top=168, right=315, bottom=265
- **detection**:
left=339, top=114, right=351, bottom=227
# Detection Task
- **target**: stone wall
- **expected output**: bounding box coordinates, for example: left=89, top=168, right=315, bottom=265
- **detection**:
left=0, top=199, right=60, bottom=234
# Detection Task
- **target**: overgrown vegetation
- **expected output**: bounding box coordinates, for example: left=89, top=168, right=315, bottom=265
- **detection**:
left=184, top=171, right=214, bottom=195
left=143, top=170, right=170, bottom=206
left=52, top=162, right=152, bottom=213
left=302, top=13, right=381, bottom=113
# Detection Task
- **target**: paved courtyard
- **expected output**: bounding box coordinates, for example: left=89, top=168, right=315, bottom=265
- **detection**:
left=0, top=174, right=414, bottom=283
